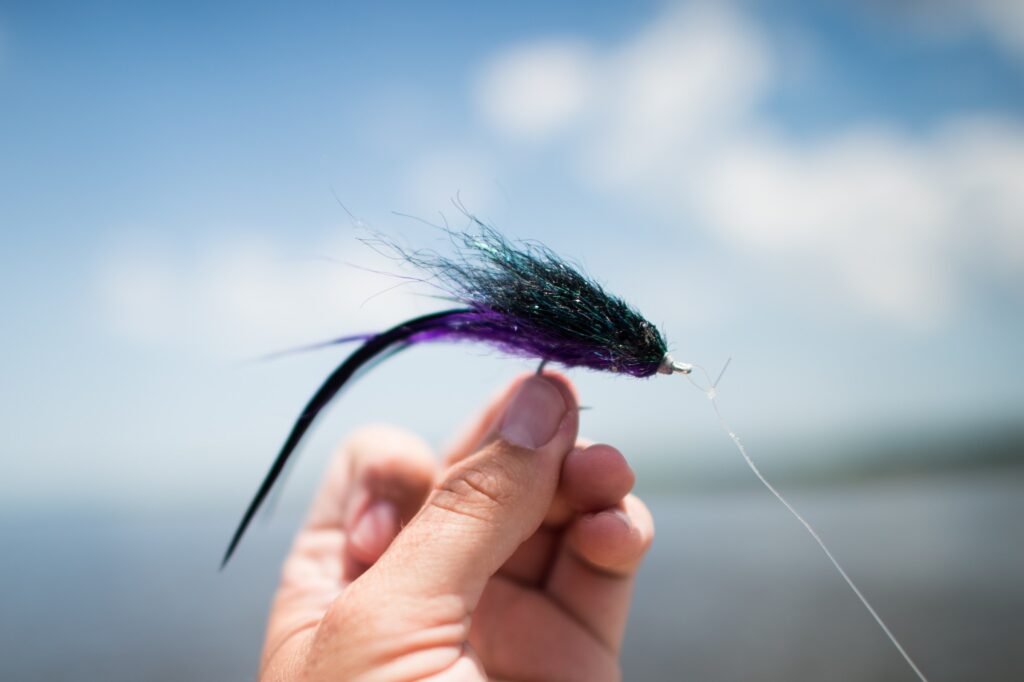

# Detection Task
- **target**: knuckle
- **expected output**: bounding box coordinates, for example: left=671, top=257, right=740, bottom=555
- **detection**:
left=430, top=454, right=523, bottom=522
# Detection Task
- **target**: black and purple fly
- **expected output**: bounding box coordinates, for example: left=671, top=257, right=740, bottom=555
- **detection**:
left=221, top=223, right=931, bottom=681
left=221, top=225, right=691, bottom=567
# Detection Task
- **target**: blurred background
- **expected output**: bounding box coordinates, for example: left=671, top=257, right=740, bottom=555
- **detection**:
left=1, top=1, right=1022, bottom=680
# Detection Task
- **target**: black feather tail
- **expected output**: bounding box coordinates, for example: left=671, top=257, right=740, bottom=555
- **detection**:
left=221, top=308, right=472, bottom=568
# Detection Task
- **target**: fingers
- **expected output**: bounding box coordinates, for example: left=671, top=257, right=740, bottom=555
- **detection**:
left=361, top=374, right=580, bottom=615
left=496, top=443, right=636, bottom=585
left=333, top=426, right=436, bottom=567
left=546, top=493, right=655, bottom=653
left=565, top=495, right=653, bottom=575
left=471, top=578, right=619, bottom=682
left=262, top=426, right=436, bottom=673
left=561, top=444, right=635, bottom=514
left=470, top=446, right=639, bottom=680
left=304, top=425, right=436, bottom=571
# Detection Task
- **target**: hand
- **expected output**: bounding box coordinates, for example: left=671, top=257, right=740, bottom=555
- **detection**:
left=259, top=373, right=655, bottom=681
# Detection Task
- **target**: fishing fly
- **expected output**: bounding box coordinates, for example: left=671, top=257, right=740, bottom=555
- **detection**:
left=224, top=222, right=928, bottom=682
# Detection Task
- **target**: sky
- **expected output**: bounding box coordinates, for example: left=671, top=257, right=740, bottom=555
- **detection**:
left=1, top=0, right=1022, bottom=512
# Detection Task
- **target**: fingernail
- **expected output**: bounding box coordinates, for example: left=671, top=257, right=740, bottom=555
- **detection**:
left=349, top=499, right=399, bottom=560
left=588, top=509, right=632, bottom=529
left=500, top=377, right=567, bottom=449
left=607, top=509, right=632, bottom=528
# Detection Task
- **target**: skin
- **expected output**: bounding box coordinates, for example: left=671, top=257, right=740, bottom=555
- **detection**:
left=259, top=372, right=655, bottom=682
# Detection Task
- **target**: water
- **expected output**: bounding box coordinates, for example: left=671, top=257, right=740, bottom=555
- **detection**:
left=2, top=470, right=1021, bottom=681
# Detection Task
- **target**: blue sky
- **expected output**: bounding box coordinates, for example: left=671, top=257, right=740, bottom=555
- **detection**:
left=2, top=1, right=1022, bottom=511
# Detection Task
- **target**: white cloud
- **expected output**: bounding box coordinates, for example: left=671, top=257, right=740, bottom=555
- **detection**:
left=696, top=130, right=950, bottom=324
left=473, top=3, right=1024, bottom=327
left=579, top=4, right=771, bottom=189
left=694, top=119, right=1024, bottom=324
left=476, top=39, right=595, bottom=139
left=97, top=234, right=431, bottom=358
left=938, top=117, right=1024, bottom=270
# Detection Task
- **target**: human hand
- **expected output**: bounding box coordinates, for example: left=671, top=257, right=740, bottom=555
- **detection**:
left=259, top=373, right=655, bottom=681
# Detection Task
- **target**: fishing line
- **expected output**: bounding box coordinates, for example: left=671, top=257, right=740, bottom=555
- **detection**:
left=686, top=362, right=929, bottom=682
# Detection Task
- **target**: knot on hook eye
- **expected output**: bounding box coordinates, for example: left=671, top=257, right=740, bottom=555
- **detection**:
left=657, top=353, right=693, bottom=375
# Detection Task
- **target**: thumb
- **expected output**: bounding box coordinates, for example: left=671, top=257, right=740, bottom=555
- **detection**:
left=362, top=374, right=577, bottom=611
